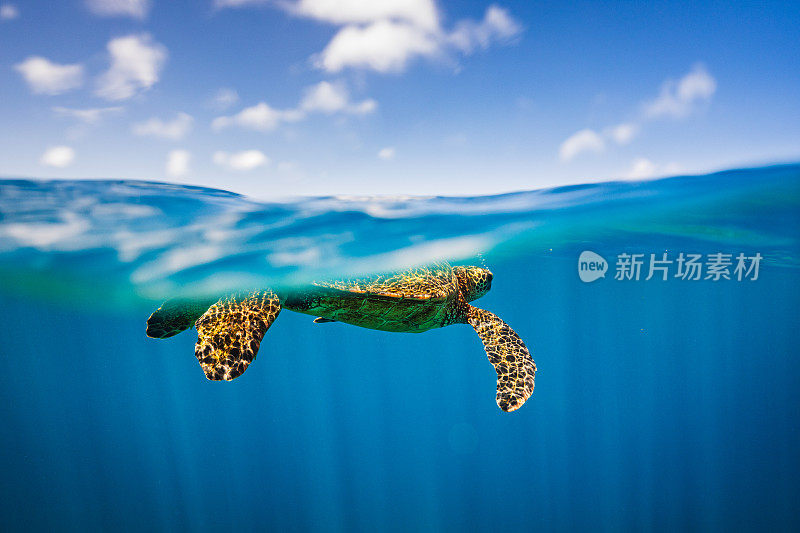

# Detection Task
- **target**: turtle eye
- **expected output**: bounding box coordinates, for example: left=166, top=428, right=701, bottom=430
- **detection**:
left=456, top=266, right=492, bottom=302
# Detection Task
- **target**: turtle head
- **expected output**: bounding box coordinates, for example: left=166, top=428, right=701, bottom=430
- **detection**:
left=454, top=265, right=493, bottom=302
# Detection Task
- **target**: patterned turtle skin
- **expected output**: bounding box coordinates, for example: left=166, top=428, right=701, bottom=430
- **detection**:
left=146, top=263, right=536, bottom=412
left=284, top=264, right=468, bottom=333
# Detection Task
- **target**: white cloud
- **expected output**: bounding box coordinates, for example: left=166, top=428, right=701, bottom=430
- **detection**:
left=300, top=81, right=377, bottom=114
left=299, top=81, right=346, bottom=112
left=560, top=64, right=716, bottom=162
left=212, top=87, right=239, bottom=110
left=213, top=150, right=269, bottom=171
left=644, top=64, right=716, bottom=119
left=214, top=2, right=521, bottom=74
left=40, top=146, right=76, bottom=168
left=86, top=0, right=150, bottom=19
left=213, top=0, right=268, bottom=7
left=625, top=158, right=683, bottom=179
left=677, top=66, right=717, bottom=101
left=378, top=147, right=396, bottom=160
left=166, top=149, right=191, bottom=177
left=95, top=34, right=167, bottom=101
left=53, top=106, right=123, bottom=124
left=212, top=102, right=295, bottom=131
left=133, top=112, right=193, bottom=140
left=14, top=57, right=84, bottom=95
left=607, top=122, right=638, bottom=145
left=318, top=20, right=438, bottom=73
left=626, top=157, right=657, bottom=179
left=316, top=5, right=521, bottom=73
left=215, top=0, right=439, bottom=29
left=559, top=129, right=605, bottom=161
left=213, top=81, right=376, bottom=131
left=294, top=0, right=439, bottom=30
left=1, top=4, right=19, bottom=20
left=448, top=5, right=521, bottom=53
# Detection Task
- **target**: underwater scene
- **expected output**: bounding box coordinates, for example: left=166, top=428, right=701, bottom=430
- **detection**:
left=0, top=163, right=799, bottom=531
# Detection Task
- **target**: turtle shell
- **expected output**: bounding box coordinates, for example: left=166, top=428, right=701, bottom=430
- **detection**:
left=282, top=263, right=462, bottom=333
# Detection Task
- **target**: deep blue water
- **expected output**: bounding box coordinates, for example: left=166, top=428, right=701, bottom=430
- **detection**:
left=1, top=164, right=799, bottom=531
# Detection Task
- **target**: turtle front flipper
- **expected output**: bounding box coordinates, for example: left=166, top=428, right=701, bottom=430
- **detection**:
left=194, top=291, right=281, bottom=381
left=146, top=297, right=217, bottom=339
left=466, top=306, right=536, bottom=412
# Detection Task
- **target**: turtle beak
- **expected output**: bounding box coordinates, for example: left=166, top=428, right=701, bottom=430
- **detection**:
left=481, top=269, right=493, bottom=294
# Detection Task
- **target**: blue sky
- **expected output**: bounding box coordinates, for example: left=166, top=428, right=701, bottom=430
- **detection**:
left=0, top=0, right=798, bottom=198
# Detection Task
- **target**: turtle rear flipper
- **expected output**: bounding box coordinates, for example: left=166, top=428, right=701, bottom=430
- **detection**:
left=146, top=297, right=217, bottom=339
left=467, top=306, right=536, bottom=412
left=195, top=291, right=281, bottom=381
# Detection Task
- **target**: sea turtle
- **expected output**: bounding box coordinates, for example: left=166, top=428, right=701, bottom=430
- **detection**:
left=145, top=263, right=536, bottom=412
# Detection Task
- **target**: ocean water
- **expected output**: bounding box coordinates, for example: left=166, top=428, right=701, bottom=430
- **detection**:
left=0, top=164, right=798, bottom=531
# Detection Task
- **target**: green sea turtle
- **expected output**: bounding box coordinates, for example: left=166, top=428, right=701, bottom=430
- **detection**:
left=146, top=263, right=536, bottom=412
